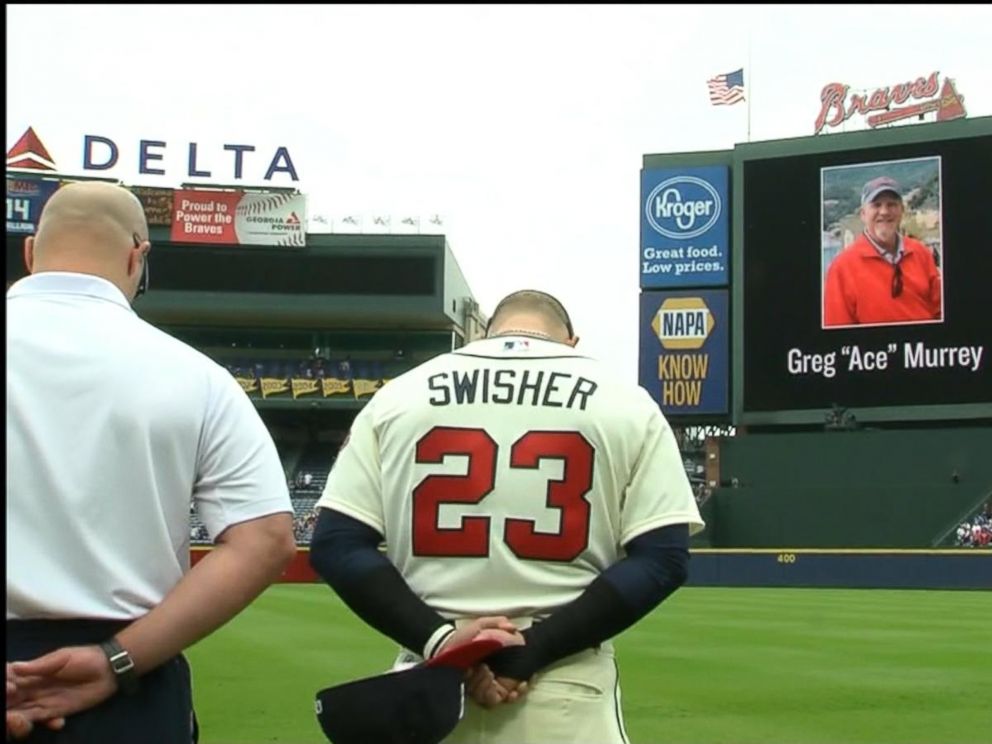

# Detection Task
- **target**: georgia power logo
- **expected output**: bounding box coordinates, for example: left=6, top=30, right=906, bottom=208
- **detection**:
left=645, top=176, right=721, bottom=240
left=651, top=297, right=715, bottom=350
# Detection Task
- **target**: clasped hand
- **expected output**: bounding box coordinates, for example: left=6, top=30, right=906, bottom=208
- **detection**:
left=434, top=616, right=530, bottom=710
left=6, top=646, right=117, bottom=741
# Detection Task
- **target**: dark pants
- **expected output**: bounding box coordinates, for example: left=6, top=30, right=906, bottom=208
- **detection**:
left=7, top=619, right=197, bottom=744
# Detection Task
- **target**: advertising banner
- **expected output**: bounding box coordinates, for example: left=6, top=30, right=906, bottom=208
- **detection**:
left=322, top=378, right=352, bottom=397
left=640, top=166, right=729, bottom=288
left=170, top=190, right=306, bottom=246
left=6, top=178, right=60, bottom=234
left=291, top=379, right=320, bottom=399
left=639, top=289, right=729, bottom=417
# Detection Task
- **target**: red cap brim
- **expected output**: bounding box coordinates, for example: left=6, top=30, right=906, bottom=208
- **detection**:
left=425, top=637, right=504, bottom=670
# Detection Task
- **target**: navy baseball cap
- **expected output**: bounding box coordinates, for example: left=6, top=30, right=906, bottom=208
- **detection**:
left=861, top=176, right=903, bottom=206
left=314, top=637, right=502, bottom=744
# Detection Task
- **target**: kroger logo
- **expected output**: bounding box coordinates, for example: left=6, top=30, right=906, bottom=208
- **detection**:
left=645, top=176, right=722, bottom=240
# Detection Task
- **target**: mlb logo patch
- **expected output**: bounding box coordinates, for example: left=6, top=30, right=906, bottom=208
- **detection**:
left=503, top=340, right=530, bottom=351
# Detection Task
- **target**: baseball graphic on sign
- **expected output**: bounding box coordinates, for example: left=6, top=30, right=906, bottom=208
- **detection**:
left=234, top=192, right=306, bottom=246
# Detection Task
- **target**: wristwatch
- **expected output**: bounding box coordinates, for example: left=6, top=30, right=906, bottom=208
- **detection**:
left=99, top=638, right=139, bottom=696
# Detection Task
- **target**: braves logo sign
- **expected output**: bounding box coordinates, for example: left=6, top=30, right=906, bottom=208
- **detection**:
left=814, top=72, right=966, bottom=134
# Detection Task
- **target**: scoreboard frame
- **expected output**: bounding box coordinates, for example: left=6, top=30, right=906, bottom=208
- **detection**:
left=731, top=115, right=992, bottom=426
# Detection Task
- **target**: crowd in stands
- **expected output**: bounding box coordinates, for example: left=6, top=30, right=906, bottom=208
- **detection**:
left=286, top=446, right=335, bottom=543
left=294, top=509, right=319, bottom=544
left=190, top=498, right=321, bottom=547
left=189, top=444, right=336, bottom=546
left=955, top=500, right=991, bottom=548
left=189, top=522, right=210, bottom=543
left=190, top=506, right=319, bottom=546
left=682, top=453, right=712, bottom=506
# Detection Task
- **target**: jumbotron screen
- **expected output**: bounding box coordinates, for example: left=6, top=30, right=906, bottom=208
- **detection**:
left=741, top=127, right=992, bottom=419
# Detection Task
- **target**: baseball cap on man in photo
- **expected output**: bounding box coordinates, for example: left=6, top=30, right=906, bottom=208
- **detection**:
left=314, top=637, right=503, bottom=744
left=861, top=176, right=903, bottom=206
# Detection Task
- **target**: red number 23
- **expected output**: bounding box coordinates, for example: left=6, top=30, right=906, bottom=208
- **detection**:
left=412, top=426, right=593, bottom=562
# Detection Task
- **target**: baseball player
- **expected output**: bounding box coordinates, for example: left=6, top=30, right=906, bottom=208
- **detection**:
left=310, top=289, right=704, bottom=743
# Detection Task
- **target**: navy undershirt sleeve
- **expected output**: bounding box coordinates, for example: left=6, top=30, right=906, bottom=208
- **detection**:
left=309, top=508, right=449, bottom=655
left=600, top=522, right=690, bottom=611
left=486, top=523, right=690, bottom=681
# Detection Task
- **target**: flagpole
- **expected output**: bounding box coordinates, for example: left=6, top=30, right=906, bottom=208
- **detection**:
left=746, top=30, right=752, bottom=142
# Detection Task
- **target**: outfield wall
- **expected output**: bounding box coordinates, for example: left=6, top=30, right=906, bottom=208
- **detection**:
left=191, top=546, right=319, bottom=582
left=688, top=549, right=991, bottom=589
left=192, top=547, right=990, bottom=589
left=707, top=427, right=992, bottom=548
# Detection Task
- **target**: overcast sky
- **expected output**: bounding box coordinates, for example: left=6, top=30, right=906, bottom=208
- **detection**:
left=7, top=4, right=991, bottom=381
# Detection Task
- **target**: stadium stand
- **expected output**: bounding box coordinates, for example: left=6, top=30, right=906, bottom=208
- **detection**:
left=954, top=499, right=991, bottom=548
left=292, top=440, right=336, bottom=496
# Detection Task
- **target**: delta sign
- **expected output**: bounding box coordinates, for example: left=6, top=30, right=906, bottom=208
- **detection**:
left=6, top=127, right=300, bottom=183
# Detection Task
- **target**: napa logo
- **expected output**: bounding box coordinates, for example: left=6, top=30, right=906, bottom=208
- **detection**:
left=651, top=297, right=715, bottom=350
left=645, top=176, right=721, bottom=240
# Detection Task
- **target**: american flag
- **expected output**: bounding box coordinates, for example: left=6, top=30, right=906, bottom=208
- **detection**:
left=707, top=68, right=745, bottom=106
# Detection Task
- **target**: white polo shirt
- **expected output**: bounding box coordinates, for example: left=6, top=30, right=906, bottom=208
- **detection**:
left=6, top=272, right=292, bottom=620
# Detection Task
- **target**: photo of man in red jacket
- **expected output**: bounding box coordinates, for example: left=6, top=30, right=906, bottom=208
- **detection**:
left=823, top=174, right=942, bottom=328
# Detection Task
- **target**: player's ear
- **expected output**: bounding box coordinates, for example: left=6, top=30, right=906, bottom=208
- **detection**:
left=23, top=236, right=35, bottom=273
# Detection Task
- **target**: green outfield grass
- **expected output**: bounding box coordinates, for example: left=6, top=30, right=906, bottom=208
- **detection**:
left=185, top=585, right=991, bottom=744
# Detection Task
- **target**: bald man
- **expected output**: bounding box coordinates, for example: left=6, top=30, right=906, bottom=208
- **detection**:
left=21, top=181, right=152, bottom=299
left=6, top=183, right=296, bottom=742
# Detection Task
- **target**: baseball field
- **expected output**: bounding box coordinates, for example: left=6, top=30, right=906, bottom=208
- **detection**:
left=186, top=584, right=990, bottom=744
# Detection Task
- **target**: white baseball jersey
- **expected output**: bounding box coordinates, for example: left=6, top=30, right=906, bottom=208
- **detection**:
left=319, top=336, right=704, bottom=619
